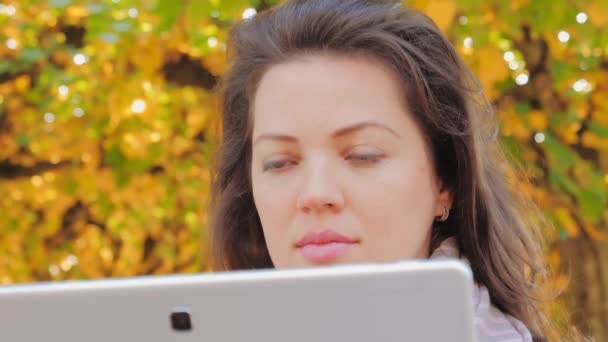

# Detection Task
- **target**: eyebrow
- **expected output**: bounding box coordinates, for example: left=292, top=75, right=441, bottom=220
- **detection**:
left=252, top=121, right=401, bottom=147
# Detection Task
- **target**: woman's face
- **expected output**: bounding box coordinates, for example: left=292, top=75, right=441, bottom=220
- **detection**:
left=250, top=54, right=451, bottom=269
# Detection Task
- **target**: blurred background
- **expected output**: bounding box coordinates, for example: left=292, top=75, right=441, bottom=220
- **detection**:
left=0, top=0, right=606, bottom=339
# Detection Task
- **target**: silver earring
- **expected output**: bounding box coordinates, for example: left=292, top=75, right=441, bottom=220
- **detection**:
left=436, top=207, right=450, bottom=222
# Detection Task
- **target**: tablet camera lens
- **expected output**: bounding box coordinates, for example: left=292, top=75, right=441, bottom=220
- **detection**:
left=170, top=308, right=192, bottom=331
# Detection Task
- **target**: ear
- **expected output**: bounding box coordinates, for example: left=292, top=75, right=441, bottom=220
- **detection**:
left=434, top=180, right=453, bottom=218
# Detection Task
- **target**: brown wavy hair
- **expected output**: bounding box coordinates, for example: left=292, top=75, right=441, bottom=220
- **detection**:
left=209, top=0, right=551, bottom=339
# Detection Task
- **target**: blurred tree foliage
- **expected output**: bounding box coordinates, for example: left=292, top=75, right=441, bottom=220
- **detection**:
left=0, top=0, right=607, bottom=339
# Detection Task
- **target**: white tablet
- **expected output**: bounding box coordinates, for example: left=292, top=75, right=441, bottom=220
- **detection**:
left=0, top=260, right=476, bottom=342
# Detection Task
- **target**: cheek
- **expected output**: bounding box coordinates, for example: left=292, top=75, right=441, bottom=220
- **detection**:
left=358, top=159, right=436, bottom=212
left=252, top=174, right=296, bottom=224
left=350, top=160, right=437, bottom=257
left=252, top=174, right=296, bottom=256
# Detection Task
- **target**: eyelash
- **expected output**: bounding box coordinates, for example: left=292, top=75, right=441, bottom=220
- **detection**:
left=345, top=153, right=383, bottom=163
left=262, top=160, right=296, bottom=172
left=262, top=153, right=384, bottom=172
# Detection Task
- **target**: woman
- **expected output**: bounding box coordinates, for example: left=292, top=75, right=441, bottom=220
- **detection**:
left=209, top=0, right=551, bottom=340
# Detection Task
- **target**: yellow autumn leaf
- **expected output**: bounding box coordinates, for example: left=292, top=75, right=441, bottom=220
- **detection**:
left=119, top=132, right=151, bottom=159
left=477, top=46, right=510, bottom=100
left=582, top=223, right=606, bottom=241
left=553, top=274, right=570, bottom=293
left=546, top=249, right=560, bottom=270
left=526, top=109, right=548, bottom=131
left=424, top=0, right=456, bottom=32
left=202, top=50, right=227, bottom=76
left=582, top=131, right=608, bottom=150
left=14, top=75, right=31, bottom=93
left=556, top=124, right=579, bottom=145
left=185, top=109, right=208, bottom=137
left=0, top=135, right=19, bottom=159
left=131, top=36, right=164, bottom=75
left=585, top=2, right=608, bottom=27
left=554, top=207, right=580, bottom=238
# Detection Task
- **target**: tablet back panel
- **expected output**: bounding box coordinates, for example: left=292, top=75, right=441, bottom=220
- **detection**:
left=0, top=260, right=476, bottom=342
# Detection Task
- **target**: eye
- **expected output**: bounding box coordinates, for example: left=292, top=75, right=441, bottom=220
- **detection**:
left=345, top=148, right=385, bottom=164
left=346, top=154, right=382, bottom=163
left=262, top=159, right=297, bottom=172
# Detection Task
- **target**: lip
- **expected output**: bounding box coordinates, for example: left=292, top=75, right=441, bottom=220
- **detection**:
left=295, top=230, right=359, bottom=262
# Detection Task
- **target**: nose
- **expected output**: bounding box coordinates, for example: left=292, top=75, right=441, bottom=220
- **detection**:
left=296, top=159, right=345, bottom=214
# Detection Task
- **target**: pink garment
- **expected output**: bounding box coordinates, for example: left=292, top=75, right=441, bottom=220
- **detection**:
left=430, top=238, right=533, bottom=342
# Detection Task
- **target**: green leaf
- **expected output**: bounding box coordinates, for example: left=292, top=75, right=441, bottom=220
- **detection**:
left=499, top=136, right=524, bottom=164
left=0, top=60, right=15, bottom=74
left=187, top=0, right=213, bottom=21
left=16, top=134, right=30, bottom=146
left=514, top=102, right=531, bottom=116
left=548, top=168, right=578, bottom=196
left=64, top=174, right=79, bottom=195
left=112, top=21, right=133, bottom=33
left=100, top=32, right=119, bottom=44
left=113, top=167, right=131, bottom=189
left=590, top=122, right=608, bottom=138
left=550, top=59, right=577, bottom=86
left=577, top=189, right=605, bottom=223
left=7, top=219, right=19, bottom=233
left=86, top=14, right=112, bottom=42
left=19, top=47, right=47, bottom=64
left=494, top=78, right=516, bottom=92
left=542, top=133, right=577, bottom=172
left=558, top=228, right=569, bottom=241
left=154, top=0, right=182, bottom=33
left=219, top=0, right=250, bottom=14
left=104, top=144, right=126, bottom=167
left=96, top=192, right=115, bottom=218
left=49, top=0, right=72, bottom=9
left=125, top=158, right=150, bottom=173
left=86, top=3, right=108, bottom=15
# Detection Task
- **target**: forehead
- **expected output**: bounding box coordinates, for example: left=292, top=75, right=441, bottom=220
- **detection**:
left=251, top=53, right=412, bottom=137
